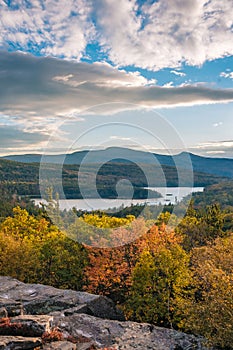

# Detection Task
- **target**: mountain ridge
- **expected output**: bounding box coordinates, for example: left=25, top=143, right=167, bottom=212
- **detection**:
left=2, top=147, right=233, bottom=178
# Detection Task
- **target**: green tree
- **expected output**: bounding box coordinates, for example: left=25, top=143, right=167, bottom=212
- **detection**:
left=125, top=241, right=191, bottom=328
left=178, top=203, right=226, bottom=251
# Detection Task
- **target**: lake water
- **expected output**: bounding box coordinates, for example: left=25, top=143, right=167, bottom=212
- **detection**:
left=34, top=187, right=204, bottom=211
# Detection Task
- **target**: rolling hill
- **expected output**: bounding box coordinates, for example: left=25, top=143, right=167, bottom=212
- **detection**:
left=3, top=147, right=233, bottom=178
left=0, top=156, right=227, bottom=199
left=192, top=180, right=233, bottom=209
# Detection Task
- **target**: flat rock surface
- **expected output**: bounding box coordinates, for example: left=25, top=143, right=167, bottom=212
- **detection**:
left=0, top=277, right=124, bottom=321
left=53, top=313, right=210, bottom=350
left=0, top=277, right=212, bottom=350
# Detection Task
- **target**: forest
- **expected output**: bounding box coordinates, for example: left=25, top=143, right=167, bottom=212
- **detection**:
left=0, top=158, right=226, bottom=199
left=0, top=182, right=233, bottom=349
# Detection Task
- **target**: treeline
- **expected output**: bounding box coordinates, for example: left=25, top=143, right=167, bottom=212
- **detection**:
left=0, top=198, right=232, bottom=349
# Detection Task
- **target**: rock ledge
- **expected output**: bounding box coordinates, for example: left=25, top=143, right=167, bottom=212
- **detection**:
left=0, top=277, right=211, bottom=350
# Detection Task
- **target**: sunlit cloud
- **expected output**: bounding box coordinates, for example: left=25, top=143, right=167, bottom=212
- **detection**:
left=110, top=136, right=133, bottom=141
left=95, top=0, right=233, bottom=70
left=0, top=0, right=232, bottom=70
left=206, top=150, right=226, bottom=154
left=193, top=140, right=233, bottom=150
left=1, top=51, right=233, bottom=125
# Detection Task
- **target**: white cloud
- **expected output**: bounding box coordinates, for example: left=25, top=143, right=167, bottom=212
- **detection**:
left=0, top=124, right=51, bottom=151
left=95, top=0, right=233, bottom=70
left=0, top=0, right=94, bottom=60
left=170, top=70, right=186, bottom=77
left=0, top=0, right=232, bottom=70
left=194, top=140, right=233, bottom=149
left=163, top=81, right=174, bottom=88
left=220, top=71, right=233, bottom=79
left=52, top=63, right=155, bottom=88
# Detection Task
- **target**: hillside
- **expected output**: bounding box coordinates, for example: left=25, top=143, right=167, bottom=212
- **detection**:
left=3, top=147, right=233, bottom=179
left=0, top=158, right=226, bottom=199
left=192, top=179, right=233, bottom=208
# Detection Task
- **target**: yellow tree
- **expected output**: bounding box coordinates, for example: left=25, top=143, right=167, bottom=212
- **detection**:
left=183, top=234, right=233, bottom=348
left=0, top=207, right=87, bottom=289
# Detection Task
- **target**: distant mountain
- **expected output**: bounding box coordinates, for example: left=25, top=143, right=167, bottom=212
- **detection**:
left=3, top=147, right=158, bottom=164
left=3, top=147, right=233, bottom=178
left=172, top=152, right=233, bottom=179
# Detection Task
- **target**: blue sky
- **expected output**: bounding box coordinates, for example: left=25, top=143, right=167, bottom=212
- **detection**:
left=0, top=0, right=233, bottom=157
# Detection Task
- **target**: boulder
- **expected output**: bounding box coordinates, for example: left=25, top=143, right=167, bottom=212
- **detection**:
left=0, top=277, right=124, bottom=321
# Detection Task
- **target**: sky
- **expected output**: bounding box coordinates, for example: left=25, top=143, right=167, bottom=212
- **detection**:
left=0, top=0, right=233, bottom=157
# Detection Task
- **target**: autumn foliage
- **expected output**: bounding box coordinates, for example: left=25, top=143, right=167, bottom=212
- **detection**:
left=0, top=203, right=233, bottom=349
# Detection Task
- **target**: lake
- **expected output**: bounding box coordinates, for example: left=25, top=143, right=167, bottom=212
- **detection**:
left=34, top=187, right=204, bottom=211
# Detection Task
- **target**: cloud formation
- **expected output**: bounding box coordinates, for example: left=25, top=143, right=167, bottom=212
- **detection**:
left=0, top=124, right=49, bottom=153
left=1, top=51, right=233, bottom=123
left=188, top=140, right=233, bottom=158
left=170, top=70, right=186, bottom=77
left=220, top=71, right=233, bottom=80
left=0, top=0, right=93, bottom=59
left=95, top=0, right=233, bottom=70
left=0, top=0, right=232, bottom=70
left=0, top=50, right=232, bottom=154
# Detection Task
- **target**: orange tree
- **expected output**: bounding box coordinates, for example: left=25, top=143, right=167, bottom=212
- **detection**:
left=83, top=217, right=147, bottom=303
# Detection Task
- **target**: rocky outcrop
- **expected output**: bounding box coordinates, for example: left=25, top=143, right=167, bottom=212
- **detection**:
left=0, top=277, right=211, bottom=350
left=52, top=313, right=210, bottom=350
left=0, top=276, right=124, bottom=321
